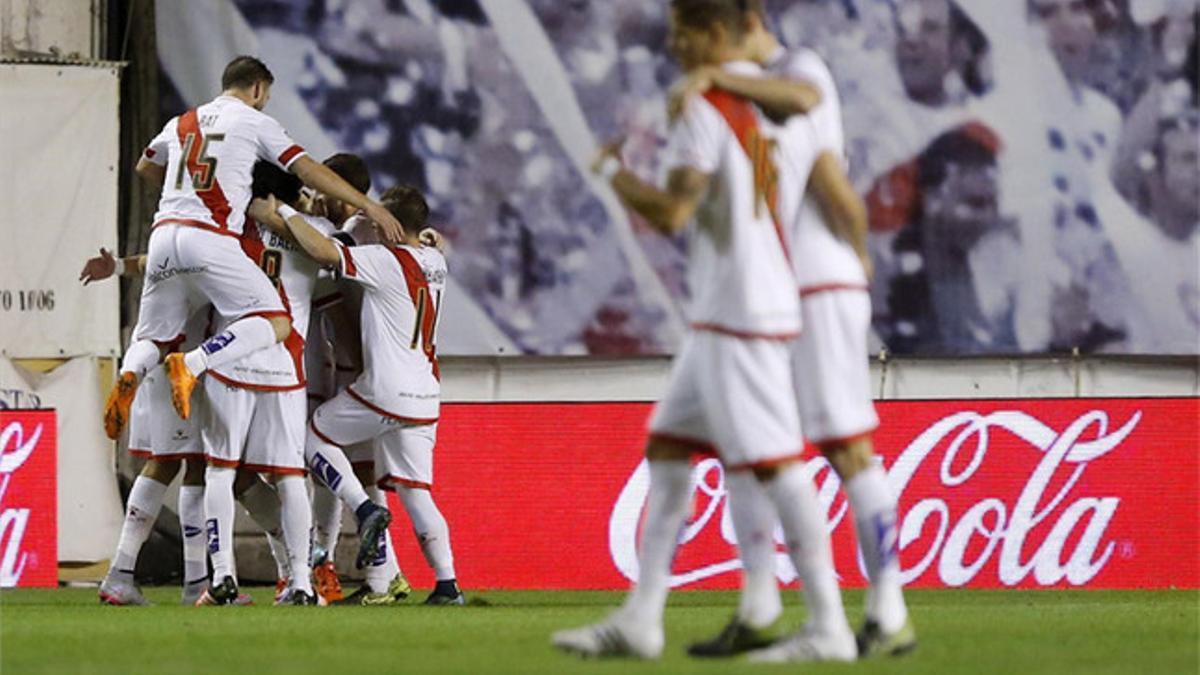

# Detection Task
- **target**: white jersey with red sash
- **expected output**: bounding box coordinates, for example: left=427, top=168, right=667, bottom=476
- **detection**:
left=334, top=242, right=446, bottom=422
left=662, top=61, right=803, bottom=339
left=142, top=95, right=306, bottom=237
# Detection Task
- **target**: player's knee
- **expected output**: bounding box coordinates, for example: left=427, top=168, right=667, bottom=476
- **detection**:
left=819, top=437, right=874, bottom=479
left=182, top=459, right=206, bottom=486
left=644, top=439, right=693, bottom=462
left=141, top=458, right=181, bottom=483
left=267, top=315, right=292, bottom=343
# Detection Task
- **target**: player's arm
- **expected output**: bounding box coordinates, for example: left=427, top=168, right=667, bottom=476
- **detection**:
left=251, top=196, right=341, bottom=267
left=79, top=249, right=147, bottom=284
left=669, top=65, right=820, bottom=123
left=593, top=142, right=709, bottom=236
left=808, top=150, right=872, bottom=278
left=134, top=158, right=167, bottom=187
left=289, top=156, right=404, bottom=245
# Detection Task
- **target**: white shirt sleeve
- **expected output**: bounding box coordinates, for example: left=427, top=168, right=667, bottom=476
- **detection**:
left=142, top=119, right=175, bottom=166
left=336, top=243, right=391, bottom=290
left=661, top=97, right=725, bottom=176
left=255, top=114, right=307, bottom=171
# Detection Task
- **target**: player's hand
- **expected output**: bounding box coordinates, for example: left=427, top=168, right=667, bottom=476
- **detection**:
left=365, top=201, right=403, bottom=245
left=419, top=228, right=447, bottom=252
left=668, top=66, right=717, bottom=124
left=79, top=248, right=117, bottom=285
left=590, top=138, right=625, bottom=176
left=250, top=196, right=286, bottom=233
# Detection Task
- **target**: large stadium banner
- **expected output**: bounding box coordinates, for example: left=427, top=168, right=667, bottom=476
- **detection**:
left=157, top=1, right=1199, bottom=356
left=0, top=64, right=121, bottom=358
left=388, top=398, right=1199, bottom=591
left=0, top=410, right=57, bottom=588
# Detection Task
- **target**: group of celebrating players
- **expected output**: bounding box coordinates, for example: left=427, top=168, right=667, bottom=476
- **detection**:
left=86, top=0, right=916, bottom=664
left=84, top=54, right=462, bottom=608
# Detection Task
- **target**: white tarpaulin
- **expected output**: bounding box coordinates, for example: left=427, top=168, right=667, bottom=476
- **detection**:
left=0, top=64, right=121, bottom=358
left=0, top=357, right=123, bottom=562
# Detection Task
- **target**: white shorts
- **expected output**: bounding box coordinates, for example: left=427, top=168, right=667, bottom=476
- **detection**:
left=310, top=389, right=437, bottom=490
left=133, top=223, right=287, bottom=344
left=648, top=331, right=802, bottom=470
left=792, top=289, right=879, bottom=444
left=128, top=366, right=203, bottom=461
left=202, top=378, right=307, bottom=475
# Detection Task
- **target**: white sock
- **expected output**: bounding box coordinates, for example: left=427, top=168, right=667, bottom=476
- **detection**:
left=110, top=476, right=168, bottom=576
left=119, top=339, right=160, bottom=380
left=306, top=430, right=371, bottom=512
left=311, top=482, right=342, bottom=562
left=178, top=485, right=208, bottom=585
left=845, top=465, right=908, bottom=631
left=762, top=463, right=850, bottom=636
left=620, top=460, right=692, bottom=628
left=237, top=480, right=290, bottom=580
left=726, top=471, right=783, bottom=628
left=183, top=316, right=277, bottom=376
left=277, top=477, right=313, bottom=594
left=397, top=487, right=455, bottom=581
left=204, top=466, right=238, bottom=584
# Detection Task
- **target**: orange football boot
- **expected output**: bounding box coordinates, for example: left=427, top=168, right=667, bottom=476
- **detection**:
left=313, top=561, right=344, bottom=605
left=164, top=353, right=198, bottom=419
left=103, top=372, right=139, bottom=440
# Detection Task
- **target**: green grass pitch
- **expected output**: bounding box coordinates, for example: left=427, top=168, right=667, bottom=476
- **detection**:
left=1, top=588, right=1196, bottom=674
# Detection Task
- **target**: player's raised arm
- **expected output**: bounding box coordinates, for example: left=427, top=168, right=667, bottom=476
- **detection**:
left=79, top=249, right=147, bottom=284
left=251, top=195, right=341, bottom=267
left=808, top=150, right=871, bottom=278
left=289, top=156, right=405, bottom=245
left=592, top=140, right=710, bottom=236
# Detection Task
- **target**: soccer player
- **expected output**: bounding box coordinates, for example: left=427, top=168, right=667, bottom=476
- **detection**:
left=553, top=0, right=853, bottom=661
left=194, top=161, right=345, bottom=606
left=81, top=257, right=288, bottom=606
left=104, top=55, right=404, bottom=446
left=256, top=186, right=465, bottom=606
left=671, top=5, right=916, bottom=659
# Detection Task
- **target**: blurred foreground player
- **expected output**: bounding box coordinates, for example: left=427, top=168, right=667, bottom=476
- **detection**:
left=258, top=186, right=464, bottom=605
left=105, top=55, right=404, bottom=441
left=673, top=4, right=916, bottom=659
left=554, top=0, right=852, bottom=661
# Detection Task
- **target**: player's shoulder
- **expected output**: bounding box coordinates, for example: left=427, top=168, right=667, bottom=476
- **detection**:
left=403, top=245, right=448, bottom=279
left=782, top=47, right=834, bottom=84
left=302, top=213, right=337, bottom=237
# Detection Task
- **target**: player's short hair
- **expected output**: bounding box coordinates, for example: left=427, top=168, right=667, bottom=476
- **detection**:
left=221, top=56, right=274, bottom=91
left=251, top=161, right=302, bottom=207
left=381, top=185, right=430, bottom=236
left=323, top=153, right=371, bottom=195
left=670, top=0, right=748, bottom=39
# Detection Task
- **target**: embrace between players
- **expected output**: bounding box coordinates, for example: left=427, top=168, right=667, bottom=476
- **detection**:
left=83, top=55, right=463, bottom=608
left=552, top=0, right=915, bottom=664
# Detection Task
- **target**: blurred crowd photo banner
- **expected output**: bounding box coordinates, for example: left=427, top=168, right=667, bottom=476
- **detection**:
left=0, top=64, right=120, bottom=358
left=390, top=398, right=1200, bottom=591
left=158, top=0, right=1198, bottom=356
left=0, top=410, right=57, bottom=588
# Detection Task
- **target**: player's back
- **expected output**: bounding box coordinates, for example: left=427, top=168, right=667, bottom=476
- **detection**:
left=209, top=214, right=334, bottom=390
left=771, top=48, right=865, bottom=291
left=150, top=96, right=305, bottom=236
left=340, top=242, right=446, bottom=420
left=671, top=62, right=800, bottom=339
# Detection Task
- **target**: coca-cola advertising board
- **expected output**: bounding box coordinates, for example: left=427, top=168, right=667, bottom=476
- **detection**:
left=0, top=410, right=57, bottom=588
left=388, top=398, right=1198, bottom=591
